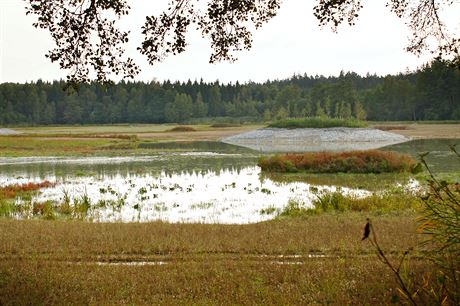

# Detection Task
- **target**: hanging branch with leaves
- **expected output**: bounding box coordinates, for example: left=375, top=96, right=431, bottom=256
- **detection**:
left=25, top=0, right=460, bottom=84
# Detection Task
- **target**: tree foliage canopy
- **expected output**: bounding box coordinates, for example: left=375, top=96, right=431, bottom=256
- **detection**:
left=25, top=0, right=459, bottom=83
left=1, top=60, right=459, bottom=125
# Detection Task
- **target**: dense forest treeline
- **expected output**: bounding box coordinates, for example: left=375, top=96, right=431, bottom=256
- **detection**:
left=0, top=60, right=459, bottom=125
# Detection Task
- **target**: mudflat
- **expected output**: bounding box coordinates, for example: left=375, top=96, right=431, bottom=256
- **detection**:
left=373, top=123, right=460, bottom=139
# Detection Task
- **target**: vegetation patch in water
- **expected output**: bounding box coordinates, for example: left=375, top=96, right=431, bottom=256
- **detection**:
left=278, top=187, right=423, bottom=218
left=268, top=117, right=368, bottom=129
left=0, top=181, right=55, bottom=199
left=258, top=150, right=419, bottom=174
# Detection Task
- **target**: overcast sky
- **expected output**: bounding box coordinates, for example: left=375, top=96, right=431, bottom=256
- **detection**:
left=1, top=0, right=458, bottom=84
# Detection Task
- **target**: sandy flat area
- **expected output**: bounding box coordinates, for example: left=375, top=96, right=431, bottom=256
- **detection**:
left=221, top=127, right=410, bottom=152
left=381, top=124, right=460, bottom=139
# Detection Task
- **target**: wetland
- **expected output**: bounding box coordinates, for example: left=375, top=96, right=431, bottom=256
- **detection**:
left=1, top=134, right=458, bottom=223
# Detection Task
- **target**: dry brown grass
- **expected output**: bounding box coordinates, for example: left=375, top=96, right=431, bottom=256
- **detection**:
left=378, top=123, right=460, bottom=139
left=374, top=125, right=409, bottom=131
left=168, top=126, right=197, bottom=132
left=0, top=213, right=420, bottom=260
left=0, top=213, right=428, bottom=305
left=0, top=258, right=432, bottom=305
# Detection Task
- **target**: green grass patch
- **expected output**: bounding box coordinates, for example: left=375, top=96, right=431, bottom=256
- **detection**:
left=278, top=188, right=423, bottom=218
left=269, top=117, right=368, bottom=129
left=258, top=150, right=419, bottom=174
left=263, top=172, right=414, bottom=191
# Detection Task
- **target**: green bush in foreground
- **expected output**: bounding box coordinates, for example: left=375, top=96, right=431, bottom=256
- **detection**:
left=258, top=150, right=419, bottom=174
left=269, top=117, right=368, bottom=129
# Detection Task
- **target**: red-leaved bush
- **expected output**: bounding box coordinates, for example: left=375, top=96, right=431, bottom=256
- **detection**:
left=258, top=150, right=417, bottom=173
left=0, top=181, right=56, bottom=199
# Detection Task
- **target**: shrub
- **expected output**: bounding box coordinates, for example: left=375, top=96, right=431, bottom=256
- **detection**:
left=0, top=181, right=55, bottom=199
left=258, top=150, right=418, bottom=174
left=169, top=126, right=197, bottom=132
left=268, top=117, right=368, bottom=129
left=416, top=149, right=460, bottom=304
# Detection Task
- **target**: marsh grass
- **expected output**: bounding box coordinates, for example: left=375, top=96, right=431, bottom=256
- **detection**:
left=0, top=214, right=429, bottom=304
left=0, top=181, right=56, bottom=218
left=269, top=117, right=368, bottom=129
left=259, top=150, right=418, bottom=174
left=263, top=172, right=414, bottom=191
left=0, top=214, right=422, bottom=260
left=0, top=257, right=433, bottom=305
left=0, top=136, right=121, bottom=156
left=279, top=188, right=423, bottom=218
left=13, top=133, right=138, bottom=140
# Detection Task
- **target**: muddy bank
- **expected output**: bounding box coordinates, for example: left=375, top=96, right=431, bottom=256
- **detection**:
left=221, top=127, right=410, bottom=152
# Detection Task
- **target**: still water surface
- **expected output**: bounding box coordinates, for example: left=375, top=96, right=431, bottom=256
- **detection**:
left=0, top=139, right=457, bottom=223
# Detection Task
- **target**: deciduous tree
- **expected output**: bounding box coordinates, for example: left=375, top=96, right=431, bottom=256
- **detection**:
left=25, top=0, right=460, bottom=85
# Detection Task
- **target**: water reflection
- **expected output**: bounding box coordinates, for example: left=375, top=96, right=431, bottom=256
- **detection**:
left=1, top=166, right=368, bottom=224
left=1, top=139, right=455, bottom=223
left=0, top=152, right=258, bottom=180
left=382, top=139, right=460, bottom=172
left=0, top=150, right=367, bottom=223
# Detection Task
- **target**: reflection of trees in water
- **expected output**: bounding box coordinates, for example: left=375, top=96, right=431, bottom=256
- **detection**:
left=139, top=141, right=256, bottom=154
left=0, top=156, right=258, bottom=179
left=163, top=165, right=249, bottom=178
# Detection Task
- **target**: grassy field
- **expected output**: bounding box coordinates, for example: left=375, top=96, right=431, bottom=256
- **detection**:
left=0, top=213, right=429, bottom=304
left=1, top=123, right=459, bottom=157
left=1, top=256, right=431, bottom=305
left=0, top=124, right=264, bottom=156
left=370, top=122, right=460, bottom=139
left=0, top=123, right=458, bottom=304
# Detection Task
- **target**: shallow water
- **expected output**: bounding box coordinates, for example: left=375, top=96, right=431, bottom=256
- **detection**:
left=2, top=139, right=454, bottom=223
left=0, top=147, right=366, bottom=223
left=382, top=139, right=460, bottom=172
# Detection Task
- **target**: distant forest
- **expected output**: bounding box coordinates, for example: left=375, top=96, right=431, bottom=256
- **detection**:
left=0, top=60, right=459, bottom=125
